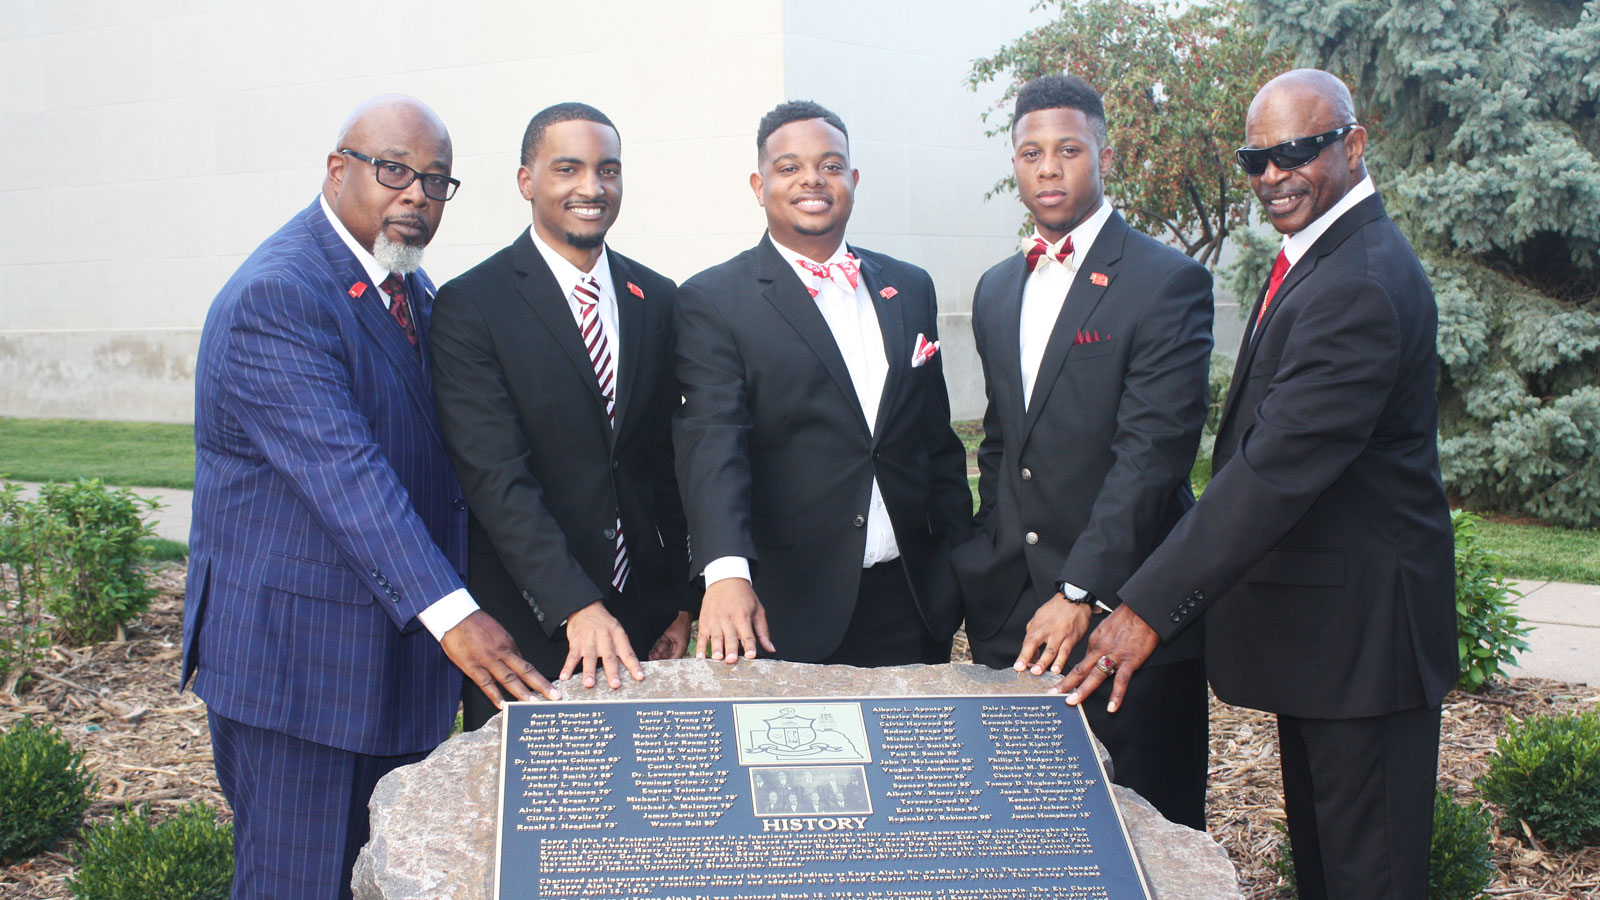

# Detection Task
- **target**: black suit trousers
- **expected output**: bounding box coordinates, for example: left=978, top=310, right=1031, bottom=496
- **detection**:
left=815, top=561, right=949, bottom=667
left=1277, top=705, right=1440, bottom=900
left=968, top=580, right=1208, bottom=830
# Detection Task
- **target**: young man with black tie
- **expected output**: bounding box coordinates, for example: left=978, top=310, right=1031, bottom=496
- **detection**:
left=952, top=75, right=1214, bottom=829
left=673, top=101, right=973, bottom=667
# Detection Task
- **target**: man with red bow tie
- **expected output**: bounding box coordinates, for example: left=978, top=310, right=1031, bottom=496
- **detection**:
left=951, top=75, right=1215, bottom=829
left=673, top=100, right=972, bottom=667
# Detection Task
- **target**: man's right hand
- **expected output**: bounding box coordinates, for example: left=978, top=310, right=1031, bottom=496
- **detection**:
left=695, top=578, right=774, bottom=664
left=441, top=610, right=561, bottom=706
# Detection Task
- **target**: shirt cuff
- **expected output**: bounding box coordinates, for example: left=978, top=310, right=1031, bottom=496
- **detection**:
left=417, top=587, right=479, bottom=641
left=704, top=556, right=752, bottom=587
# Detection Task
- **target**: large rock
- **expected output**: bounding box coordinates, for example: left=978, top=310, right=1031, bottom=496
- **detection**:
left=354, top=659, right=1240, bottom=900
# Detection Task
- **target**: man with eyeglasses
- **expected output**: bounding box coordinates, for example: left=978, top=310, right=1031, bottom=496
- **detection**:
left=1057, top=69, right=1454, bottom=900
left=185, top=94, right=557, bottom=900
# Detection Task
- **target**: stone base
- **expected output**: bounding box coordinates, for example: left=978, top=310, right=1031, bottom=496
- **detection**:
left=354, top=659, right=1240, bottom=900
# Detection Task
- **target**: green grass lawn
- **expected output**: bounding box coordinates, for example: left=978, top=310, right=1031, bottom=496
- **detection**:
left=1476, top=519, right=1600, bottom=584
left=0, top=417, right=195, bottom=489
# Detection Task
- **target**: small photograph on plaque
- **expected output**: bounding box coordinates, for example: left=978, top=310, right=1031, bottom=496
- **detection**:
left=749, top=765, right=872, bottom=816
left=734, top=702, right=871, bottom=764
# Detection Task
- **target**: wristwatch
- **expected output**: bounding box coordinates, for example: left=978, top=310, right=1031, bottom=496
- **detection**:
left=1056, top=581, right=1095, bottom=606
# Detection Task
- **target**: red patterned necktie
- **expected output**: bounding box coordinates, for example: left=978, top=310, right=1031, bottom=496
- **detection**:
left=796, top=253, right=860, bottom=298
left=1257, top=250, right=1291, bottom=325
left=1025, top=235, right=1074, bottom=273
left=572, top=275, right=629, bottom=592
left=379, top=273, right=418, bottom=349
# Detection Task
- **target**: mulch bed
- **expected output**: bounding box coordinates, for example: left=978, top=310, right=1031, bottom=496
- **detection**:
left=3, top=564, right=1597, bottom=899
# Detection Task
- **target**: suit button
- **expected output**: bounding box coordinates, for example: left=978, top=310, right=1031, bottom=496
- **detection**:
left=1020, top=467, right=1032, bottom=481
left=1024, top=531, right=1039, bottom=545
left=453, top=498, right=466, bottom=511
left=1170, top=613, right=1182, bottom=623
left=611, top=459, right=620, bottom=471
left=853, top=515, right=866, bottom=527
left=1186, top=599, right=1197, bottom=609
left=604, top=526, right=617, bottom=540
left=1190, top=590, right=1205, bottom=602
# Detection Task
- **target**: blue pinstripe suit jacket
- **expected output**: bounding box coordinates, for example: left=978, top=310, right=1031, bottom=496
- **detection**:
left=183, top=198, right=468, bottom=756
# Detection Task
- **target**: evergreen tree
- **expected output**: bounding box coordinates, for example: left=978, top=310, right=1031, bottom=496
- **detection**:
left=1242, top=0, right=1600, bottom=527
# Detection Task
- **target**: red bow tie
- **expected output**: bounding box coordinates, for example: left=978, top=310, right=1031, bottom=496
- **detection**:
left=796, top=254, right=860, bottom=297
left=1025, top=236, right=1074, bottom=273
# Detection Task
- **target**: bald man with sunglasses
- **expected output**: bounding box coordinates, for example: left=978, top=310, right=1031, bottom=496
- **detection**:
left=1058, top=69, right=1454, bottom=900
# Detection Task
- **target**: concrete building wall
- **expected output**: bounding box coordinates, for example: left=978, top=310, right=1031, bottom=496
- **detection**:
left=0, top=0, right=1048, bottom=422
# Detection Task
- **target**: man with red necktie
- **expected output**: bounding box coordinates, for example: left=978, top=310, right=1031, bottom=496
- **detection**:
left=186, top=95, right=557, bottom=900
left=1061, top=69, right=1455, bottom=900
left=673, top=100, right=972, bottom=667
left=429, top=103, right=697, bottom=729
left=951, top=75, right=1214, bottom=829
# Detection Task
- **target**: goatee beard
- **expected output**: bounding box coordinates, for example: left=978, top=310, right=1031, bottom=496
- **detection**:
left=374, top=232, right=426, bottom=274
left=564, top=230, right=606, bottom=250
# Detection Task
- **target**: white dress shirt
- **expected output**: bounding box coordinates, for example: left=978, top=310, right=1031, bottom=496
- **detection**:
left=528, top=225, right=624, bottom=394
left=1020, top=199, right=1114, bottom=407
left=1016, top=199, right=1117, bottom=612
left=703, top=235, right=899, bottom=588
left=1249, top=175, right=1377, bottom=341
left=319, top=195, right=479, bottom=639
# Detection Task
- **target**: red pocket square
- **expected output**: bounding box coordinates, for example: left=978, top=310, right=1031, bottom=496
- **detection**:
left=1072, top=330, right=1107, bottom=346
left=348, top=282, right=367, bottom=299
left=912, top=333, right=940, bottom=367
left=627, top=281, right=644, bottom=298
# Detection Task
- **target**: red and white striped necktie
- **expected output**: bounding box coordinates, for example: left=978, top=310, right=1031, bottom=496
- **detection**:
left=572, top=275, right=629, bottom=592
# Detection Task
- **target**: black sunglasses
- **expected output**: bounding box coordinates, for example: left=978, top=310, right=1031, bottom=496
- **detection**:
left=1235, top=125, right=1356, bottom=176
left=339, top=149, right=460, bottom=201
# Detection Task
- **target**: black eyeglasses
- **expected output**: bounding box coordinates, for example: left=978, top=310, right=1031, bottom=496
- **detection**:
left=339, top=149, right=460, bottom=201
left=1235, top=125, right=1356, bottom=176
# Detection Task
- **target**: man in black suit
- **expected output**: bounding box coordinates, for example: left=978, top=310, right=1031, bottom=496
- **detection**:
left=430, top=103, right=695, bottom=728
left=1060, top=70, right=1455, bottom=900
left=953, top=75, right=1213, bottom=829
left=673, top=101, right=972, bottom=666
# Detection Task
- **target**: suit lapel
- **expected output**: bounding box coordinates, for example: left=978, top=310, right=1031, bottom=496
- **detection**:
left=607, top=254, right=645, bottom=439
left=1215, top=194, right=1389, bottom=439
left=312, top=212, right=444, bottom=446
left=1022, top=212, right=1127, bottom=436
left=854, top=249, right=906, bottom=441
left=756, top=237, right=871, bottom=435
left=985, top=256, right=1030, bottom=450
left=510, top=233, right=613, bottom=438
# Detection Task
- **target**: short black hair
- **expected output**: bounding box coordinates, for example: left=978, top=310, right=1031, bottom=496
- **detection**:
left=756, top=100, right=849, bottom=159
left=521, top=102, right=617, bottom=166
left=1011, top=75, right=1108, bottom=148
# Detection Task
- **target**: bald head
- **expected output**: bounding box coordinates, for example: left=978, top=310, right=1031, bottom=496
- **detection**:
left=1244, top=69, right=1367, bottom=234
left=324, top=94, right=453, bottom=270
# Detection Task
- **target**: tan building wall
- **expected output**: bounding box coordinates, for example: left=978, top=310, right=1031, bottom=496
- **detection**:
left=0, top=0, right=1043, bottom=422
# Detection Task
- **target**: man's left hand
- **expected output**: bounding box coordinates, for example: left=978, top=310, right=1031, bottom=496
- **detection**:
left=1015, top=594, right=1092, bottom=676
left=1050, top=604, right=1160, bottom=713
left=560, top=601, right=645, bottom=689
left=649, top=611, right=693, bottom=661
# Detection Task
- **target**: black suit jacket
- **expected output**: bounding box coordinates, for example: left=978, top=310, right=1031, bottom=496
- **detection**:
left=1120, top=195, right=1456, bottom=719
left=429, top=231, right=692, bottom=674
left=672, top=236, right=973, bottom=660
left=955, top=211, right=1213, bottom=668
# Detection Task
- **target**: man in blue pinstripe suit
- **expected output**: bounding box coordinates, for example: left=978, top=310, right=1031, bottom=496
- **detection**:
left=184, top=95, right=559, bottom=900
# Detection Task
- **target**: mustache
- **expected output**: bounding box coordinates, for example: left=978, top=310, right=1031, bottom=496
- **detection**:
left=384, top=213, right=432, bottom=237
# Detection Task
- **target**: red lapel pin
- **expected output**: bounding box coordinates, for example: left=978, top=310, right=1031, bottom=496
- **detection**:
left=627, top=281, right=644, bottom=298
left=879, top=286, right=898, bottom=300
left=1090, top=272, right=1110, bottom=287
left=348, top=282, right=367, bottom=298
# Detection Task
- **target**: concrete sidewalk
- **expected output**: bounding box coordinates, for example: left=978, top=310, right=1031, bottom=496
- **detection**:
left=27, top=483, right=1599, bottom=687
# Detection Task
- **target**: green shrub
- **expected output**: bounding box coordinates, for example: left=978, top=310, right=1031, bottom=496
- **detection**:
left=0, top=717, right=96, bottom=861
left=1476, top=710, right=1600, bottom=851
left=68, top=802, right=233, bottom=900
left=0, top=483, right=53, bottom=683
left=35, top=479, right=159, bottom=644
left=1452, top=510, right=1530, bottom=692
left=1271, top=788, right=1494, bottom=900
